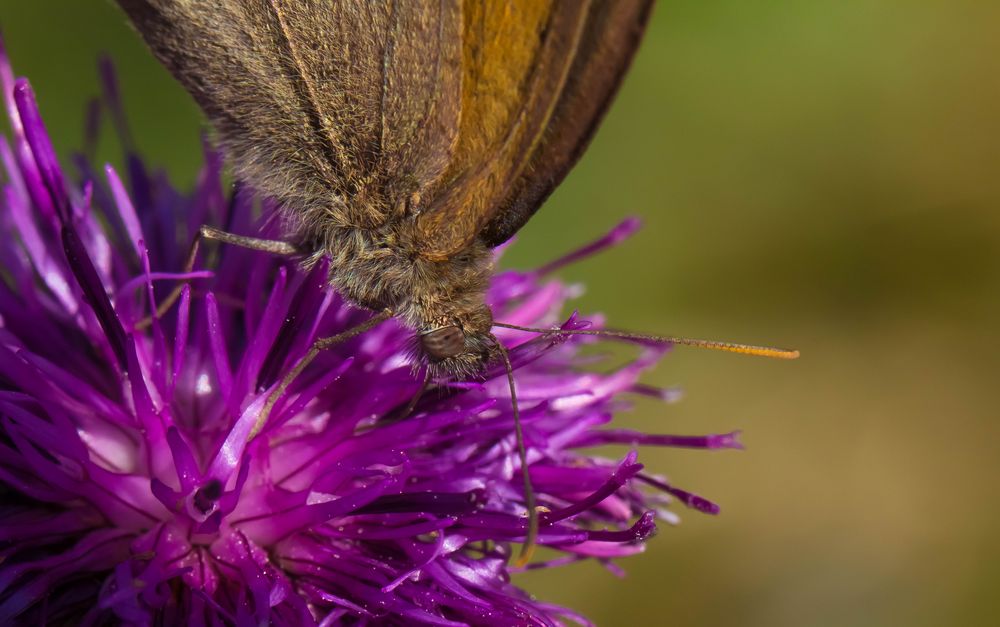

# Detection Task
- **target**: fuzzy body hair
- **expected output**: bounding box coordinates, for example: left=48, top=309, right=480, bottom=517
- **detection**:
left=300, top=217, right=496, bottom=376
left=114, top=0, right=653, bottom=374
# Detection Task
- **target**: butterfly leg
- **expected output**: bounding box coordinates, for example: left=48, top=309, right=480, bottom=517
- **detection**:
left=249, top=308, right=395, bottom=439
left=135, top=225, right=300, bottom=330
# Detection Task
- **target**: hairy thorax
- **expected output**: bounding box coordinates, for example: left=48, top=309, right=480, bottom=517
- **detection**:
left=301, top=218, right=496, bottom=350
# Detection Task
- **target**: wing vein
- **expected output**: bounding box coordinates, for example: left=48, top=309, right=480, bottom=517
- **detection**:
left=379, top=0, right=398, bottom=159
left=499, top=0, right=592, bottom=200
left=266, top=0, right=344, bottom=176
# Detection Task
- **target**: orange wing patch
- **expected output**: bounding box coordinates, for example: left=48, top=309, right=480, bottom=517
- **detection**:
left=415, top=0, right=591, bottom=261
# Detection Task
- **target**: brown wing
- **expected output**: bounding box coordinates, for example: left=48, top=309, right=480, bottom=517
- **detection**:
left=414, top=0, right=654, bottom=259
left=479, top=0, right=654, bottom=247
left=115, top=0, right=462, bottom=230
left=116, top=0, right=651, bottom=254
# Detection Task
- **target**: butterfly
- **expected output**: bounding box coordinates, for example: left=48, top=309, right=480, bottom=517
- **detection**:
left=114, top=0, right=796, bottom=562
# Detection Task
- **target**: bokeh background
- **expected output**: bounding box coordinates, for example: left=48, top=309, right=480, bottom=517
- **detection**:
left=2, top=1, right=999, bottom=625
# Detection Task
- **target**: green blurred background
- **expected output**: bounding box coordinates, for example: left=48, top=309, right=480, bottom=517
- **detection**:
left=2, top=1, right=999, bottom=625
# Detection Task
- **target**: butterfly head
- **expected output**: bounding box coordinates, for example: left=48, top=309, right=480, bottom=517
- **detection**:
left=418, top=306, right=497, bottom=378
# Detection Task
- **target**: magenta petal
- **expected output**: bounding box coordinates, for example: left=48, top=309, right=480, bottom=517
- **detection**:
left=239, top=478, right=396, bottom=545
left=3, top=170, right=76, bottom=312
left=62, top=225, right=129, bottom=368
left=12, top=80, right=70, bottom=221
left=97, top=56, right=133, bottom=150
left=638, top=474, right=722, bottom=514
left=170, top=285, right=191, bottom=393
left=535, top=217, right=641, bottom=275
left=583, top=511, right=657, bottom=543
left=204, top=293, right=233, bottom=400
left=257, top=257, right=330, bottom=390
left=574, top=429, right=745, bottom=450
left=540, top=452, right=643, bottom=525
left=166, top=427, right=201, bottom=491
left=0, top=36, right=741, bottom=625
left=0, top=58, right=54, bottom=223
left=104, top=164, right=145, bottom=260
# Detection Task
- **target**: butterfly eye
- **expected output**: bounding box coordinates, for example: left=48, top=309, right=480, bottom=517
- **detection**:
left=421, top=326, right=466, bottom=360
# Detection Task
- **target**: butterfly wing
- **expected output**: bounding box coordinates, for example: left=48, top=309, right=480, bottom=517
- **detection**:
left=116, top=1, right=651, bottom=254
left=413, top=0, right=654, bottom=259
left=115, top=0, right=463, bottom=230
left=478, top=0, right=654, bottom=247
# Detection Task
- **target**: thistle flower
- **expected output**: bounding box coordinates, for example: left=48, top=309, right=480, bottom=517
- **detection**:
left=0, top=40, right=741, bottom=626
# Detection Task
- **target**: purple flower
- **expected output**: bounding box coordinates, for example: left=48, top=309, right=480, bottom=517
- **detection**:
left=0, top=40, right=742, bottom=626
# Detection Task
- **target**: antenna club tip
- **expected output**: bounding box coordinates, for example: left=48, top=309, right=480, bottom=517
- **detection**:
left=691, top=341, right=800, bottom=360
left=747, top=347, right=799, bottom=360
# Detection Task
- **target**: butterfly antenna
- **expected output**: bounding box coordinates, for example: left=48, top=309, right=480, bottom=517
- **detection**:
left=492, top=322, right=800, bottom=360
left=492, top=338, right=539, bottom=567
